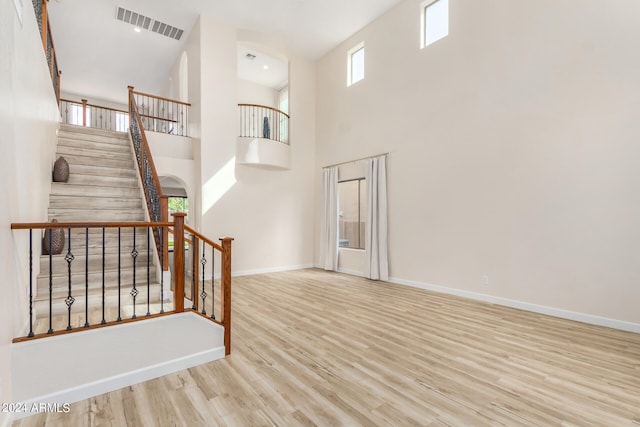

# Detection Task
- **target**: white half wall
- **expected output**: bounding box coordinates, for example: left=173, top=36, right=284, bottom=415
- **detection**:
left=315, top=0, right=640, bottom=325
left=11, top=313, right=225, bottom=419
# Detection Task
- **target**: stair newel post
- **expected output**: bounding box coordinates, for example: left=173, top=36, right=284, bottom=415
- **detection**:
left=172, top=213, right=186, bottom=312
left=220, top=237, right=234, bottom=355
left=160, top=195, right=169, bottom=271
left=81, top=99, right=87, bottom=127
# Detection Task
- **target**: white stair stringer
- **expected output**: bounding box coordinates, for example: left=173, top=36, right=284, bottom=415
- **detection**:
left=37, top=124, right=166, bottom=321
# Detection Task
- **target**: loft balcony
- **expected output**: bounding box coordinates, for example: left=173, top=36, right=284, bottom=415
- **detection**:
left=236, top=104, right=291, bottom=170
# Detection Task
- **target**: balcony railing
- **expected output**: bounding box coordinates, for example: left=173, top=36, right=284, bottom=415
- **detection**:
left=238, top=104, right=289, bottom=145
left=131, top=87, right=191, bottom=137
left=60, top=99, right=129, bottom=132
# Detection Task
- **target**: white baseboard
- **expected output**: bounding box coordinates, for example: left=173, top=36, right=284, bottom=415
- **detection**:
left=389, top=276, right=640, bottom=334
left=12, top=346, right=225, bottom=420
left=233, top=264, right=314, bottom=277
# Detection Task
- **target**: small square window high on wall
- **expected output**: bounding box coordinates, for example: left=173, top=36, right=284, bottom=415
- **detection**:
left=347, top=42, right=365, bottom=86
left=421, top=0, right=449, bottom=48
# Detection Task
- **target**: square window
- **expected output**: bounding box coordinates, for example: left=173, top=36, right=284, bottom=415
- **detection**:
left=422, top=0, right=449, bottom=48
left=347, top=42, right=365, bottom=86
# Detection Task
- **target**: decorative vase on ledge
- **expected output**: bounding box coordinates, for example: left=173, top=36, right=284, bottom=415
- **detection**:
left=43, top=219, right=64, bottom=255
left=53, top=156, right=69, bottom=182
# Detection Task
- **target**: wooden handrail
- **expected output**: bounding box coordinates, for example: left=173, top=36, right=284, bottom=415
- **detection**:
left=60, top=98, right=128, bottom=115
left=184, top=225, right=224, bottom=252
left=238, top=103, right=290, bottom=119
left=131, top=89, right=192, bottom=107
left=11, top=221, right=173, bottom=230
left=128, top=86, right=165, bottom=216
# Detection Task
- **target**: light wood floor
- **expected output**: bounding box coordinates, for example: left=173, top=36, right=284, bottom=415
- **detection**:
left=14, top=269, right=640, bottom=426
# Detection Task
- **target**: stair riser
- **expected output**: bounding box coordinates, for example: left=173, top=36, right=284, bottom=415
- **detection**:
left=34, top=286, right=168, bottom=318
left=37, top=268, right=160, bottom=290
left=51, top=183, right=141, bottom=198
left=61, top=164, right=137, bottom=179
left=41, top=254, right=153, bottom=275
left=55, top=154, right=134, bottom=170
left=48, top=212, right=146, bottom=222
left=59, top=124, right=130, bottom=141
left=57, top=146, right=133, bottom=161
left=65, top=174, right=139, bottom=187
left=49, top=196, right=142, bottom=210
left=58, top=138, right=131, bottom=153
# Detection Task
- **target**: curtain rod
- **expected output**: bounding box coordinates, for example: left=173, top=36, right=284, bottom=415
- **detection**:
left=322, top=152, right=389, bottom=169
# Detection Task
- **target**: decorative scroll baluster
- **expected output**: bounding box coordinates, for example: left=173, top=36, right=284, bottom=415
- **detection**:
left=28, top=230, right=34, bottom=337
left=131, top=228, right=138, bottom=319
left=64, top=228, right=75, bottom=331
left=200, top=243, right=207, bottom=315
left=84, top=228, right=89, bottom=328
left=146, top=227, right=151, bottom=316
left=117, top=228, right=122, bottom=322
left=101, top=227, right=106, bottom=325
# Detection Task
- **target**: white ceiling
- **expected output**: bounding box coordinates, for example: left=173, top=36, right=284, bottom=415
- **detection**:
left=47, top=0, right=403, bottom=103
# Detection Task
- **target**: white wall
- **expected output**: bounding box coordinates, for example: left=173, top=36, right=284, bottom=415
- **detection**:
left=237, top=79, right=278, bottom=108
left=183, top=20, right=317, bottom=275
left=0, top=1, right=61, bottom=424
left=315, top=0, right=640, bottom=326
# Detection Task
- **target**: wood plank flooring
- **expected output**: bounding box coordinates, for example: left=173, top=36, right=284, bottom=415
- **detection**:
left=13, top=269, right=640, bottom=426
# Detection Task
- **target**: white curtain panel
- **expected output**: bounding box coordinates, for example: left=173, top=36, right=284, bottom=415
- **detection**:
left=365, top=156, right=389, bottom=280
left=320, top=166, right=339, bottom=271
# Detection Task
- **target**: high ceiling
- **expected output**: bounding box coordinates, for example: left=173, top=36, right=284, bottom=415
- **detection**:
left=47, top=0, right=403, bottom=103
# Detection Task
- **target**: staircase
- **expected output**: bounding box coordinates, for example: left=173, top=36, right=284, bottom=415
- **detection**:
left=36, top=124, right=162, bottom=319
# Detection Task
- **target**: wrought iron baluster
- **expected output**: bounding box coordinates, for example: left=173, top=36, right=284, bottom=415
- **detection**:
left=160, top=228, right=164, bottom=314
left=200, top=242, right=207, bottom=315
left=146, top=227, right=151, bottom=316
left=28, top=230, right=34, bottom=337
left=131, top=227, right=138, bottom=319
left=117, top=227, right=122, bottom=322
left=48, top=229, right=53, bottom=334
left=101, top=227, right=106, bottom=324
left=65, top=228, right=75, bottom=331
left=84, top=228, right=89, bottom=327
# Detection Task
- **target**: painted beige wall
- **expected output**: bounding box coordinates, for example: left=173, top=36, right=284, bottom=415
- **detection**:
left=193, top=19, right=317, bottom=274
left=315, top=0, right=640, bottom=325
left=1, top=1, right=60, bottom=423
left=238, top=79, right=278, bottom=108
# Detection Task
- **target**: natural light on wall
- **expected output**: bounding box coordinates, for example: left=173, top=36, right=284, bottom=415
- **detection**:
left=202, top=157, right=237, bottom=215
left=421, top=0, right=449, bottom=48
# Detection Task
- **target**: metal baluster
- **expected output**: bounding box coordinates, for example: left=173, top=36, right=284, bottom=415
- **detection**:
left=146, top=227, right=151, bottom=316
left=131, top=227, right=138, bottom=319
left=84, top=228, right=89, bottom=327
left=28, top=230, right=34, bottom=337
left=101, top=227, right=106, bottom=324
left=211, top=246, right=215, bottom=320
left=65, top=228, right=75, bottom=331
left=117, top=228, right=122, bottom=322
left=48, top=228, right=53, bottom=334
left=200, top=242, right=207, bottom=315
left=160, top=228, right=164, bottom=314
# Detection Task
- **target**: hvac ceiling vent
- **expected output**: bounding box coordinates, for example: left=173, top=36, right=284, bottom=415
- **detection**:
left=116, top=6, right=184, bottom=41
left=245, top=53, right=257, bottom=60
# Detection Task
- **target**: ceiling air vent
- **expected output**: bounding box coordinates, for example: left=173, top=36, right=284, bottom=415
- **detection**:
left=116, top=6, right=184, bottom=41
left=245, top=53, right=257, bottom=60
